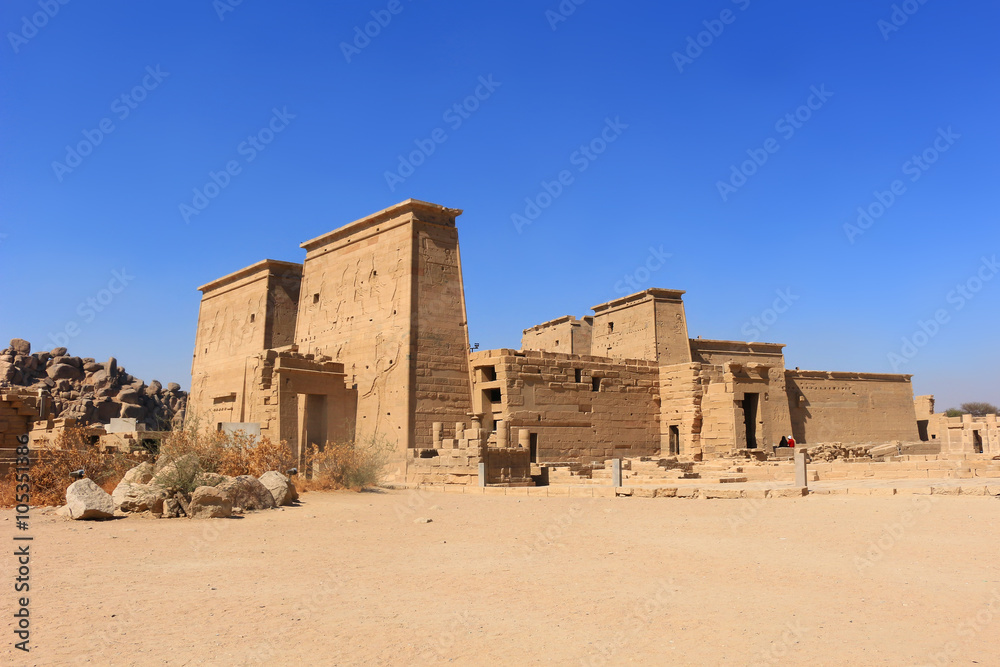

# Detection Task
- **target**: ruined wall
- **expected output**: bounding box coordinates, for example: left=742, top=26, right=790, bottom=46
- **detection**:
left=521, top=316, right=593, bottom=355
left=189, top=260, right=302, bottom=429
left=658, top=362, right=708, bottom=457
left=236, top=351, right=356, bottom=463
left=0, top=391, right=36, bottom=474
left=786, top=371, right=919, bottom=444
left=471, top=349, right=660, bottom=463
left=919, top=400, right=1000, bottom=454
left=295, top=200, right=472, bottom=463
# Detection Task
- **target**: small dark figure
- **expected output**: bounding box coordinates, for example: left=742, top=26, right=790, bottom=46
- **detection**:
left=778, top=436, right=788, bottom=447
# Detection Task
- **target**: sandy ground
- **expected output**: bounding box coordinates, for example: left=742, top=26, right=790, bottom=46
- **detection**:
left=4, top=489, right=999, bottom=666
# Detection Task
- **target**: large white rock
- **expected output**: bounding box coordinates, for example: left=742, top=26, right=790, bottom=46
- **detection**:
left=65, top=479, right=115, bottom=520
left=258, top=471, right=298, bottom=506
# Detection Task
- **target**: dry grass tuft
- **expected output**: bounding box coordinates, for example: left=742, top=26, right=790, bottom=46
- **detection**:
left=0, top=428, right=142, bottom=507
left=299, top=435, right=394, bottom=492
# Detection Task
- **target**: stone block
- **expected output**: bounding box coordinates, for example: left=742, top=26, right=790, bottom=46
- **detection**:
left=771, top=487, right=808, bottom=498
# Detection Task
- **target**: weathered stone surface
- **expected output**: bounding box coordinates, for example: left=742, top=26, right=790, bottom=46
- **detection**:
left=10, top=338, right=30, bottom=355
left=117, top=387, right=142, bottom=404
left=189, top=486, right=233, bottom=519
left=194, top=472, right=226, bottom=487
left=217, top=475, right=277, bottom=511
left=259, top=471, right=297, bottom=506
left=162, top=497, right=184, bottom=518
left=112, top=481, right=168, bottom=513
left=47, top=363, right=83, bottom=381
left=65, top=479, right=115, bottom=520
left=122, top=462, right=155, bottom=485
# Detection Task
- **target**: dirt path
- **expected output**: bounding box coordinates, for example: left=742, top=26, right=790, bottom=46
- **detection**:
left=4, top=490, right=999, bottom=666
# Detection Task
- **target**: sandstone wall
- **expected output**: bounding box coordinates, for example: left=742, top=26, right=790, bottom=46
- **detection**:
left=786, top=371, right=919, bottom=444
left=521, top=316, right=593, bottom=356
left=472, top=349, right=660, bottom=463
left=591, top=289, right=691, bottom=365
left=295, top=200, right=473, bottom=463
left=189, top=260, right=301, bottom=428
left=0, top=391, right=35, bottom=474
left=591, top=296, right=657, bottom=361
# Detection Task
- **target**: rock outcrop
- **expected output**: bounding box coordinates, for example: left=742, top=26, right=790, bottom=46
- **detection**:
left=0, top=339, right=186, bottom=430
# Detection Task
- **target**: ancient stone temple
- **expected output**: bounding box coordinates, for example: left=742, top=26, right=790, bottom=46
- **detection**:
left=188, top=199, right=926, bottom=484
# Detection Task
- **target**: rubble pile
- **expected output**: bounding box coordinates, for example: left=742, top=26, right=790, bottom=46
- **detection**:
left=805, top=442, right=872, bottom=462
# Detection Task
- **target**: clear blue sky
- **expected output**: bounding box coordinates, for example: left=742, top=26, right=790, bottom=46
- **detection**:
left=1, top=1, right=997, bottom=410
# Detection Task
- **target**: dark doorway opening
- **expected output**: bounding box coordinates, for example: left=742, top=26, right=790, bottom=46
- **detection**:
left=669, top=425, right=680, bottom=455
left=917, top=420, right=929, bottom=442
left=973, top=430, right=983, bottom=454
left=529, top=433, right=538, bottom=463
left=742, top=393, right=759, bottom=449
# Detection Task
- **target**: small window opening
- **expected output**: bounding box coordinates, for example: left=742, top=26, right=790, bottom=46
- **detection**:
left=488, top=388, right=502, bottom=402
left=592, top=377, right=601, bottom=392
left=313, top=293, right=320, bottom=304
left=608, top=322, right=614, bottom=333
left=575, top=369, right=582, bottom=383
left=250, top=313, right=255, bottom=323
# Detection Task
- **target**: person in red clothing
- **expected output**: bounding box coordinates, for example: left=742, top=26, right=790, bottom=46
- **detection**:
left=787, top=435, right=796, bottom=447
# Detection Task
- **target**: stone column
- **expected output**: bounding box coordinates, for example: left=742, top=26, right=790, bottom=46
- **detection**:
left=518, top=429, right=531, bottom=449
left=432, top=422, right=443, bottom=448
left=496, top=421, right=508, bottom=448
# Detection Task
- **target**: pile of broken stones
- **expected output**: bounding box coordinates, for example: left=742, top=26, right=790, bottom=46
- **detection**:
left=59, top=462, right=298, bottom=520
left=0, top=338, right=187, bottom=430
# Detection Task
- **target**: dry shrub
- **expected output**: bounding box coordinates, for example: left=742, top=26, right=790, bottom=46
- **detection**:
left=153, top=418, right=294, bottom=492
left=0, top=427, right=141, bottom=507
left=300, top=435, right=394, bottom=492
